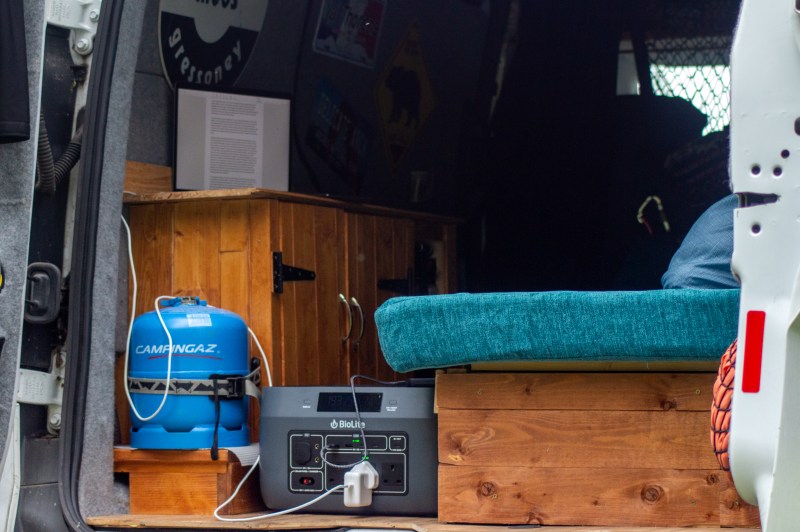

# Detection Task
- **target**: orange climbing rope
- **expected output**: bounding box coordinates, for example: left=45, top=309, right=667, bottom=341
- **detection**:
left=711, top=339, right=737, bottom=476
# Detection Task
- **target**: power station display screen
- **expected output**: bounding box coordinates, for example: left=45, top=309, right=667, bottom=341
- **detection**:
left=317, top=392, right=382, bottom=413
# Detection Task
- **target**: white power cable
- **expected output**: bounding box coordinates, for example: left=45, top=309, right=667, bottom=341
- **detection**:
left=214, top=458, right=377, bottom=521
left=121, top=215, right=175, bottom=422
left=248, top=326, right=272, bottom=387
left=214, top=377, right=393, bottom=520
left=214, top=455, right=346, bottom=521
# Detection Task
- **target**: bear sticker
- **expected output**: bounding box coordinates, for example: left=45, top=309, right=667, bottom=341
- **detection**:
left=386, top=66, right=421, bottom=129
left=375, top=23, right=435, bottom=172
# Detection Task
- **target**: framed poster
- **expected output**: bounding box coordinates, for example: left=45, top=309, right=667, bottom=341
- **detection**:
left=173, top=85, right=290, bottom=191
left=313, top=0, right=387, bottom=68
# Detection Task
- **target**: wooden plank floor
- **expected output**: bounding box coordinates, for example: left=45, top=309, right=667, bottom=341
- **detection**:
left=87, top=514, right=760, bottom=531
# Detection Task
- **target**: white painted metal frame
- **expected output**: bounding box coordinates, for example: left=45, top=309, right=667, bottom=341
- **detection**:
left=729, top=1, right=800, bottom=530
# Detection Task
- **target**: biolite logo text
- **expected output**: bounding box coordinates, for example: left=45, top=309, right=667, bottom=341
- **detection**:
left=158, top=0, right=268, bottom=88
left=330, top=419, right=365, bottom=430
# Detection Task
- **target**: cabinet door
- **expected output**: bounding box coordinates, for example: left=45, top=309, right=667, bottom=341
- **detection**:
left=346, top=213, right=415, bottom=382
left=129, top=198, right=274, bottom=331
left=276, top=202, right=349, bottom=386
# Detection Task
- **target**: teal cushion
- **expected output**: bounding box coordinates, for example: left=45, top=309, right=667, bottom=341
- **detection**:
left=374, top=289, right=739, bottom=373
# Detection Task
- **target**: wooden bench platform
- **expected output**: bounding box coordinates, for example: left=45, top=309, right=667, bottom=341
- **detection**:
left=435, top=372, right=760, bottom=528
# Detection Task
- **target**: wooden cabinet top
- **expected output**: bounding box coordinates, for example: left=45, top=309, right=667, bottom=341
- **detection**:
left=122, top=162, right=461, bottom=224
left=124, top=188, right=461, bottom=224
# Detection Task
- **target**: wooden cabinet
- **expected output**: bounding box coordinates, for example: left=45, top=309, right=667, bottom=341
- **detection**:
left=125, top=189, right=458, bottom=388
left=345, top=213, right=415, bottom=382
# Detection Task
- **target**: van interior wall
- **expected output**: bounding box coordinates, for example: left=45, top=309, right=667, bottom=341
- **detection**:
left=127, top=0, right=492, bottom=216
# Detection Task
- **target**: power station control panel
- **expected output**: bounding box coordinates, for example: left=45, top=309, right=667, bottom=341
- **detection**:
left=260, top=385, right=436, bottom=515
left=288, top=431, right=409, bottom=494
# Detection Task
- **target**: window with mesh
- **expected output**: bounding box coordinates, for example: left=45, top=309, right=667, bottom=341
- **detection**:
left=644, top=0, right=740, bottom=136
left=648, top=36, right=731, bottom=136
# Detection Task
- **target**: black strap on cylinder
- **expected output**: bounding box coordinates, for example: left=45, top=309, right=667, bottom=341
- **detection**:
left=210, top=379, right=221, bottom=461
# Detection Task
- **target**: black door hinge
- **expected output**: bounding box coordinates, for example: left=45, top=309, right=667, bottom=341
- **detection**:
left=273, top=252, right=316, bottom=294
left=378, top=268, right=414, bottom=295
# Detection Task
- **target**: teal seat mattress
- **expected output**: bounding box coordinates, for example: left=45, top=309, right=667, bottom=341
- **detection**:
left=374, top=289, right=739, bottom=373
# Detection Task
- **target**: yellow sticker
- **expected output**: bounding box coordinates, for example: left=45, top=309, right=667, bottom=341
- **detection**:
left=375, top=22, right=435, bottom=172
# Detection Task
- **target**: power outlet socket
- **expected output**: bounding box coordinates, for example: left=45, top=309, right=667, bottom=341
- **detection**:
left=380, top=461, right=405, bottom=492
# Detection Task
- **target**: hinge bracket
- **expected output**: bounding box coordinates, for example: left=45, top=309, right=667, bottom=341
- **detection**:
left=16, top=350, right=66, bottom=435
left=273, top=252, right=316, bottom=294
left=46, top=0, right=103, bottom=56
left=378, top=268, right=414, bottom=295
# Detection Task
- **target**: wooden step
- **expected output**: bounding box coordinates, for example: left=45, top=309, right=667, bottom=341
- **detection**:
left=113, top=447, right=264, bottom=516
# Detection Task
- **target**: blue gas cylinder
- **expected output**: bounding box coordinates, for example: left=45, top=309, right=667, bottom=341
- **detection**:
left=128, top=297, right=250, bottom=449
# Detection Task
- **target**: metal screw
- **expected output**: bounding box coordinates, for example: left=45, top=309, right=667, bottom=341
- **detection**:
left=89, top=10, right=100, bottom=22
left=49, top=413, right=62, bottom=429
left=75, top=38, right=90, bottom=52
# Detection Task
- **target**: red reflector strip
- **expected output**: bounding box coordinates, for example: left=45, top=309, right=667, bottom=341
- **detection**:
left=742, top=310, right=766, bottom=393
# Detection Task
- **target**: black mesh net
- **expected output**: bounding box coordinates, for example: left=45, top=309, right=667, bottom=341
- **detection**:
left=642, top=0, right=741, bottom=135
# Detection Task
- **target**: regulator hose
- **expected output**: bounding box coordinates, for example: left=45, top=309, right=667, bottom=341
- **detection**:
left=36, top=114, right=83, bottom=195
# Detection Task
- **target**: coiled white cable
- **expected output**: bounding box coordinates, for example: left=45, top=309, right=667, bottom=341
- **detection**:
left=121, top=215, right=175, bottom=421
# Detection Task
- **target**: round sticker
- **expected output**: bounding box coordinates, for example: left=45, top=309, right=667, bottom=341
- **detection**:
left=158, top=0, right=268, bottom=89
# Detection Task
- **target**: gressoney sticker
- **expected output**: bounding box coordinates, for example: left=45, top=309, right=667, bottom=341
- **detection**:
left=159, top=0, right=268, bottom=89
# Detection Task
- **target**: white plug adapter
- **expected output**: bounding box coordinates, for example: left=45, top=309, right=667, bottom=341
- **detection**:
left=343, top=461, right=380, bottom=507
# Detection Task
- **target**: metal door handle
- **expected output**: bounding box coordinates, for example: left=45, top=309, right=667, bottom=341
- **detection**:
left=339, top=293, right=353, bottom=342
left=350, top=297, right=365, bottom=342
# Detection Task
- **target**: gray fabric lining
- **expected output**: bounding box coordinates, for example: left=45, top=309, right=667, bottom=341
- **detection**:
left=116, top=223, right=129, bottom=354
left=77, top=0, right=146, bottom=519
left=126, top=71, right=173, bottom=166
left=0, top=0, right=44, bottom=485
left=126, top=0, right=173, bottom=167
